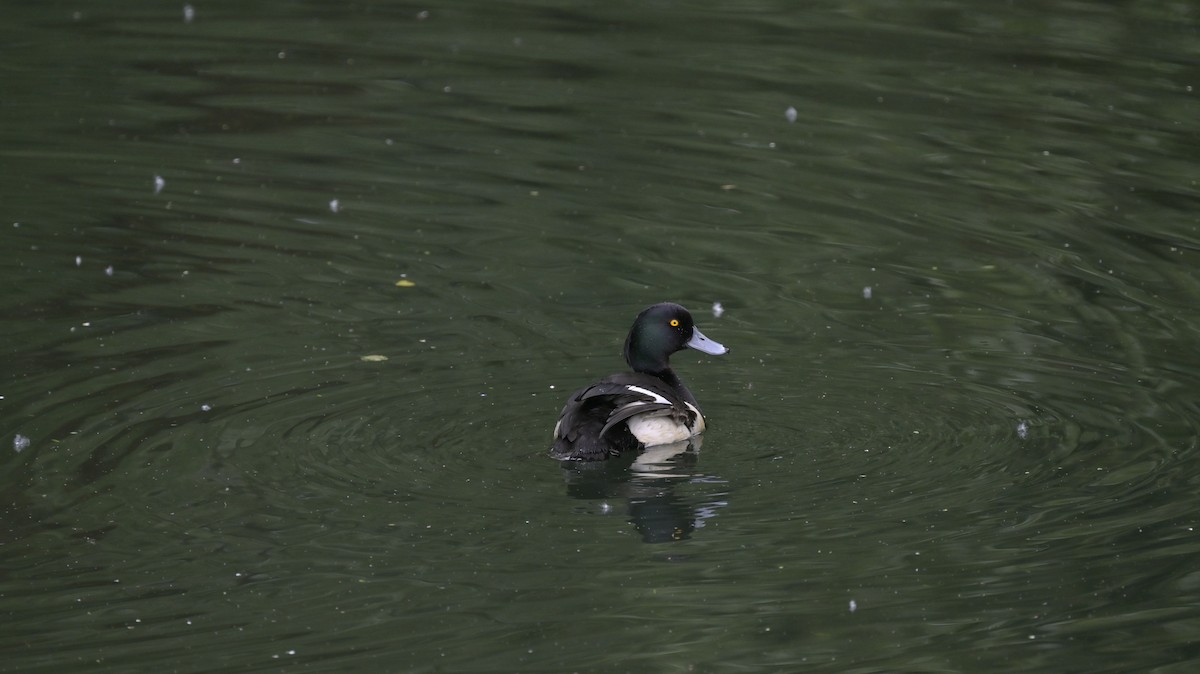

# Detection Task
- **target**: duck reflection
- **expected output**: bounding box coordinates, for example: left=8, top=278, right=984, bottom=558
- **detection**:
left=560, top=436, right=729, bottom=543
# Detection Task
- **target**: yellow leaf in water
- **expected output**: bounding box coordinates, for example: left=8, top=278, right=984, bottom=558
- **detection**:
left=360, top=354, right=388, bottom=362
left=395, top=279, right=416, bottom=287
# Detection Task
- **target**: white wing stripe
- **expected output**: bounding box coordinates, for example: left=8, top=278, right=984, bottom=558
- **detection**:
left=625, top=385, right=671, bottom=406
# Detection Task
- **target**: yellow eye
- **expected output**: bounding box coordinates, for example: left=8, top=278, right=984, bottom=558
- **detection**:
left=670, top=319, right=680, bottom=327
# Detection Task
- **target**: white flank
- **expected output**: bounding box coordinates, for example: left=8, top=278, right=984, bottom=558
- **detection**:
left=628, top=414, right=693, bottom=446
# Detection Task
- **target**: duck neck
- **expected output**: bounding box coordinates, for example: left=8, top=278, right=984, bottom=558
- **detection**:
left=649, top=367, right=700, bottom=410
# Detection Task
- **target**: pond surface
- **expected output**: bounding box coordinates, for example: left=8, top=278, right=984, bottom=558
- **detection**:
left=3, top=1, right=1200, bottom=672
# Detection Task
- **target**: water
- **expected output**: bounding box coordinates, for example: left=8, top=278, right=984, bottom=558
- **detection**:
left=3, top=1, right=1200, bottom=671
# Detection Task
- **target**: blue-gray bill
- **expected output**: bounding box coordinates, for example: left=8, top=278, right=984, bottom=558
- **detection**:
left=687, top=328, right=727, bottom=355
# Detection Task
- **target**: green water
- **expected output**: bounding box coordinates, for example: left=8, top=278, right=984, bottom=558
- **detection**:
left=3, top=2, right=1200, bottom=672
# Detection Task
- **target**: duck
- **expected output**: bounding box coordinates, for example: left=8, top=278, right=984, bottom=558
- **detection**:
left=550, top=303, right=728, bottom=461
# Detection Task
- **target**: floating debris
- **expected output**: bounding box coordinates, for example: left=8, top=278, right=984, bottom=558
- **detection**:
left=329, top=199, right=340, bottom=213
left=785, top=106, right=798, bottom=123
left=395, top=278, right=416, bottom=288
left=361, top=354, right=389, bottom=362
left=849, top=599, right=858, bottom=613
left=105, top=265, right=114, bottom=277
left=712, top=302, right=724, bottom=318
left=183, top=4, right=195, bottom=23
left=13, top=434, right=30, bottom=453
left=75, top=255, right=82, bottom=267
left=1016, top=420, right=1029, bottom=440
left=154, top=175, right=165, bottom=194
left=201, top=404, right=212, bottom=412
left=862, top=286, right=872, bottom=299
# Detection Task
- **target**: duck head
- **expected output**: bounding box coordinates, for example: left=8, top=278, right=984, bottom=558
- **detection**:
left=623, top=303, right=728, bottom=374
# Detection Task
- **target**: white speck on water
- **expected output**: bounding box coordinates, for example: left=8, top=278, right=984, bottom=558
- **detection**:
left=153, top=175, right=165, bottom=194
left=785, top=106, right=797, bottom=123
left=278, top=51, right=287, bottom=59
left=329, top=199, right=340, bottom=213
left=862, top=286, right=872, bottom=299
left=105, top=265, right=114, bottom=276
left=849, top=599, right=857, bottom=612
left=183, top=4, right=195, bottom=23
left=599, top=502, right=612, bottom=514
left=417, top=10, right=430, bottom=20
left=1017, top=420, right=1029, bottom=440
left=14, top=434, right=30, bottom=453
left=712, top=301, right=724, bottom=318
left=232, top=157, right=241, bottom=164
left=201, top=404, right=212, bottom=412
left=75, top=255, right=82, bottom=267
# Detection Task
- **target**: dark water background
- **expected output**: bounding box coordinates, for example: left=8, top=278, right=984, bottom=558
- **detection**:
left=3, top=1, right=1200, bottom=671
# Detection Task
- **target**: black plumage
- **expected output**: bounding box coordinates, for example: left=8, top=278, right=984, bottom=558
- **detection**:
left=550, top=303, right=728, bottom=461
